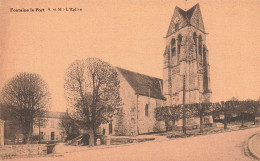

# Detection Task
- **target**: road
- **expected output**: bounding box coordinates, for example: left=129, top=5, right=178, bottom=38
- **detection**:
left=5, top=127, right=260, bottom=161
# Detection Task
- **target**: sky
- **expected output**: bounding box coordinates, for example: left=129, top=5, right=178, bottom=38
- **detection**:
left=0, top=0, right=260, bottom=112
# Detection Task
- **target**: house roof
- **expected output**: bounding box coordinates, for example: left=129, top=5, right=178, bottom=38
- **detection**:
left=116, top=67, right=165, bottom=100
left=44, top=111, right=70, bottom=119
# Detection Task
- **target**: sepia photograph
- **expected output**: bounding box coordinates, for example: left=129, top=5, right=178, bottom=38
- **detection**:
left=0, top=0, right=260, bottom=160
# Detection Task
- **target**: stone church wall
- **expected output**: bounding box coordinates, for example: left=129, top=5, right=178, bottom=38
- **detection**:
left=112, top=70, right=138, bottom=136
left=137, top=95, right=165, bottom=134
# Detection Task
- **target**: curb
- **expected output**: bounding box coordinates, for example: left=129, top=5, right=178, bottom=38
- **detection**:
left=247, top=133, right=260, bottom=160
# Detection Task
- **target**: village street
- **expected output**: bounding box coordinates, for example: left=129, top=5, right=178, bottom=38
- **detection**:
left=5, top=127, right=260, bottom=161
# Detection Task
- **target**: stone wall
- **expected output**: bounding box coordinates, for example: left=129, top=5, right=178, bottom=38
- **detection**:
left=0, top=144, right=47, bottom=157
left=164, top=22, right=211, bottom=106
left=137, top=95, right=166, bottom=134
left=113, top=69, right=137, bottom=136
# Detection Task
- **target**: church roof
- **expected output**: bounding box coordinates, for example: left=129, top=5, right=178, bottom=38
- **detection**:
left=166, top=3, right=205, bottom=37
left=116, top=67, right=165, bottom=100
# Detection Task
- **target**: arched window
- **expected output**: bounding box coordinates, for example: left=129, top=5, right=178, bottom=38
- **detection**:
left=203, top=45, right=208, bottom=92
left=145, top=104, right=149, bottom=116
left=203, top=45, right=207, bottom=65
left=198, top=35, right=202, bottom=55
left=171, top=38, right=176, bottom=57
left=193, top=32, right=197, bottom=54
left=177, top=34, right=182, bottom=62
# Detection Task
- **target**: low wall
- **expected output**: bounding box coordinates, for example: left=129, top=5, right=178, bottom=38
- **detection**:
left=0, top=144, right=47, bottom=157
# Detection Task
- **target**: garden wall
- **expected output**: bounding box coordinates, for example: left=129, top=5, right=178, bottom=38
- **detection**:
left=0, top=144, right=47, bottom=157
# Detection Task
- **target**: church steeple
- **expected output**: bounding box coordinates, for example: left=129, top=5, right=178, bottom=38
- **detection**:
left=166, top=4, right=205, bottom=38
left=163, top=3, right=211, bottom=106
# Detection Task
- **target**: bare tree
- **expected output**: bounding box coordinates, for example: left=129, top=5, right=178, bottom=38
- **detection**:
left=64, top=58, right=121, bottom=146
left=1, top=73, right=50, bottom=143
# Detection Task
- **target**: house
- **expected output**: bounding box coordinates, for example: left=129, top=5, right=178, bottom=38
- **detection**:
left=33, top=111, right=69, bottom=141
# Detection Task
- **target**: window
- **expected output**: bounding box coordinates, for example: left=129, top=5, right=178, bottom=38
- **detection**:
left=51, top=120, right=54, bottom=128
left=203, top=46, right=209, bottom=92
left=193, top=32, right=197, bottom=54
left=145, top=104, right=149, bottom=116
left=198, top=35, right=202, bottom=55
left=177, top=34, right=182, bottom=62
left=171, top=38, right=176, bottom=57
left=109, top=121, right=113, bottom=134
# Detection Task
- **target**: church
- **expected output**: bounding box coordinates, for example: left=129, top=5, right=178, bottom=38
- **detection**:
left=101, top=3, right=212, bottom=136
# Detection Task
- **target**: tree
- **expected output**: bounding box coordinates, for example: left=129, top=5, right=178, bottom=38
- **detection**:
left=187, top=103, right=212, bottom=133
left=246, top=100, right=260, bottom=125
left=64, top=58, right=121, bottom=146
left=1, top=73, right=50, bottom=143
left=59, top=116, right=80, bottom=141
left=155, top=105, right=182, bottom=131
left=232, top=101, right=247, bottom=127
left=213, top=101, right=236, bottom=129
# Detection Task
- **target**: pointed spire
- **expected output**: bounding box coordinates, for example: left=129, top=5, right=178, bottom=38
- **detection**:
left=166, top=3, right=205, bottom=37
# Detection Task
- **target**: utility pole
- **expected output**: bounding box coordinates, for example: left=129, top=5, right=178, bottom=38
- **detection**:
left=183, top=75, right=186, bottom=134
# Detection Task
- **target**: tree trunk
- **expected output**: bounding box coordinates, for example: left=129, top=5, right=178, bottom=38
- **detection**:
left=224, top=113, right=227, bottom=129
left=171, top=120, right=175, bottom=132
left=200, top=113, right=203, bottom=133
left=254, top=111, right=256, bottom=125
left=89, top=128, right=95, bottom=146
left=27, top=122, right=33, bottom=144
left=241, top=112, right=244, bottom=127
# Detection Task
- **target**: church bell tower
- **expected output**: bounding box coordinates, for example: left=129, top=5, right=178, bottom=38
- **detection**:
left=163, top=3, right=211, bottom=106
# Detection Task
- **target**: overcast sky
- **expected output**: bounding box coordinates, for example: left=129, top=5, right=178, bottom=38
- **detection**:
left=1, top=0, right=260, bottom=111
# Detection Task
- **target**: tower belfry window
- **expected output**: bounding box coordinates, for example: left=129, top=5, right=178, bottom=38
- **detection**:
left=199, top=35, right=202, bottom=56
left=193, top=32, right=197, bottom=54
left=171, top=38, right=176, bottom=57
left=177, top=34, right=182, bottom=62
